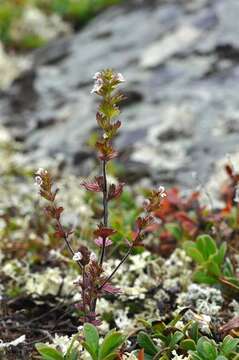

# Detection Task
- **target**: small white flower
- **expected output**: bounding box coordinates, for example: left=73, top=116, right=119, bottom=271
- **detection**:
left=73, top=252, right=82, bottom=261
left=90, top=253, right=97, bottom=262
left=116, top=72, right=125, bottom=83
left=158, top=185, right=167, bottom=198
left=234, top=183, right=239, bottom=203
left=91, top=78, right=104, bottom=94
left=34, top=176, right=43, bottom=187
left=36, top=168, right=47, bottom=176
left=103, top=133, right=108, bottom=139
left=93, top=72, right=101, bottom=80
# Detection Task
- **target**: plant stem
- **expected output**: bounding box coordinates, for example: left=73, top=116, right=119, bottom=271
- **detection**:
left=99, top=159, right=108, bottom=266
left=53, top=203, right=82, bottom=269
left=99, top=246, right=133, bottom=290
left=82, top=266, right=86, bottom=322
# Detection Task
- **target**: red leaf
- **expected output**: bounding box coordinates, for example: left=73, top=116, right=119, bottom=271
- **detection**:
left=94, top=225, right=116, bottom=239
left=175, top=211, right=198, bottom=236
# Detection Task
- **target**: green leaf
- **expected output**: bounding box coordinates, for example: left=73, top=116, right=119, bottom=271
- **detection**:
left=169, top=331, right=184, bottom=348
left=99, top=329, right=125, bottom=360
left=165, top=223, right=183, bottom=241
left=184, top=242, right=205, bottom=264
left=83, top=323, right=99, bottom=360
left=221, top=335, right=239, bottom=355
left=215, top=356, right=227, bottom=360
left=180, top=339, right=196, bottom=351
left=217, top=243, right=227, bottom=265
left=196, top=235, right=217, bottom=260
left=208, top=260, right=221, bottom=277
left=152, top=321, right=166, bottom=334
left=137, top=332, right=159, bottom=356
left=196, top=337, right=217, bottom=360
left=189, top=322, right=199, bottom=343
left=193, top=271, right=217, bottom=285
left=66, top=348, right=78, bottom=360
left=35, top=343, right=64, bottom=360
left=102, top=353, right=118, bottom=360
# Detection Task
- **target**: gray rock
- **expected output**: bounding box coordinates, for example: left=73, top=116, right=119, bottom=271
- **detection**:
left=0, top=0, right=239, bottom=189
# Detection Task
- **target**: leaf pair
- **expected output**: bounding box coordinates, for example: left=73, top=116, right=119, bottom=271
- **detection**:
left=83, top=323, right=125, bottom=360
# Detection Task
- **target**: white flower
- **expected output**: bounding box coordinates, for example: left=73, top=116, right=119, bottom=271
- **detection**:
left=35, top=168, right=47, bottom=186
left=234, top=183, right=239, bottom=203
left=34, top=175, right=43, bottom=187
left=116, top=72, right=125, bottom=83
left=36, top=167, right=47, bottom=176
left=91, top=78, right=103, bottom=94
left=158, top=185, right=167, bottom=198
left=90, top=253, right=97, bottom=262
left=93, top=72, right=101, bottom=80
left=73, top=252, right=82, bottom=261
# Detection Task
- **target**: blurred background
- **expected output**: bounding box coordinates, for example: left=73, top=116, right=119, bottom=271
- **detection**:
left=0, top=0, right=239, bottom=193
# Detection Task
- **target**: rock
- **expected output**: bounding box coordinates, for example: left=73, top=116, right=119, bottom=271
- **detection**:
left=140, top=24, right=203, bottom=68
left=0, top=0, right=239, bottom=189
left=0, top=43, right=30, bottom=90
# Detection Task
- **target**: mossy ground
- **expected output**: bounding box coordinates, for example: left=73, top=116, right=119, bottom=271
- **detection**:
left=0, top=130, right=238, bottom=359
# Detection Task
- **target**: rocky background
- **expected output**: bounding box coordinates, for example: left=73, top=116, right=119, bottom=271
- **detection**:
left=0, top=0, right=239, bottom=191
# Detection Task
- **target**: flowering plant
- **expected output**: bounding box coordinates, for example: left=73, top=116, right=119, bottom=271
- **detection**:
left=34, top=69, right=166, bottom=326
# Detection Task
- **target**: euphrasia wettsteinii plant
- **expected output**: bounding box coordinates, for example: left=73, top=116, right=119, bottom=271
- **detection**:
left=34, top=69, right=166, bottom=325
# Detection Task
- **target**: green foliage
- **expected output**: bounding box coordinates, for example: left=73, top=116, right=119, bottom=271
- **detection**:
left=35, top=334, right=80, bottom=359
left=184, top=234, right=239, bottom=297
left=189, top=335, right=239, bottom=360
left=0, top=0, right=122, bottom=48
left=0, top=1, right=22, bottom=45
left=137, top=309, right=199, bottom=359
left=83, top=323, right=125, bottom=360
